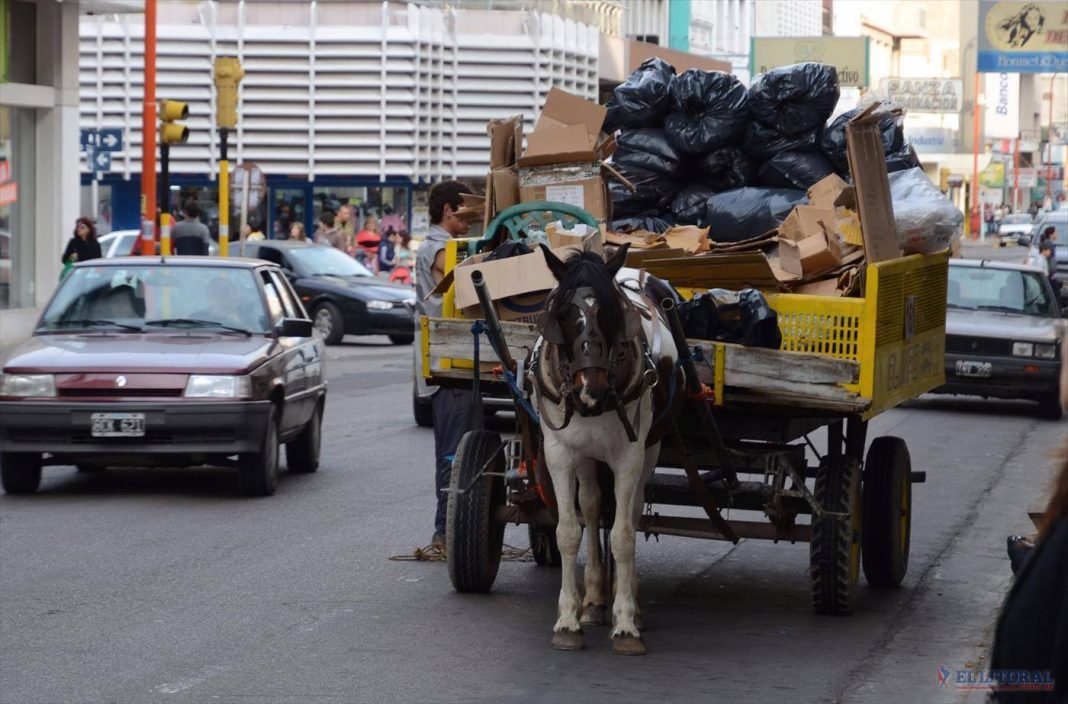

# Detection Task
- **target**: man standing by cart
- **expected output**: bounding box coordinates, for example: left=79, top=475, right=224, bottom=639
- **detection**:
left=416, top=180, right=473, bottom=546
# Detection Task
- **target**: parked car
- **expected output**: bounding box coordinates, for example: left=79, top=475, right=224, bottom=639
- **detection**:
left=242, top=240, right=415, bottom=345
left=0, top=256, right=326, bottom=495
left=996, top=213, right=1033, bottom=246
left=1020, top=210, right=1068, bottom=248
left=935, top=259, right=1065, bottom=419
left=98, top=230, right=220, bottom=258
left=1054, top=243, right=1068, bottom=308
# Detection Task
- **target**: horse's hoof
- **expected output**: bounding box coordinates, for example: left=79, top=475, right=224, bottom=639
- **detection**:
left=580, top=604, right=607, bottom=626
left=611, top=634, right=646, bottom=656
left=551, top=629, right=584, bottom=651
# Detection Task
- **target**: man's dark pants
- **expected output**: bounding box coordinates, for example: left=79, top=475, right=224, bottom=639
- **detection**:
left=431, top=388, right=475, bottom=535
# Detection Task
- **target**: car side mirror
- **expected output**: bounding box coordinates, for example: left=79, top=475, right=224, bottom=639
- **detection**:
left=277, top=317, right=313, bottom=337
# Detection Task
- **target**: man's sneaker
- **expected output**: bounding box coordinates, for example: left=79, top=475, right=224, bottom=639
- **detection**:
left=431, top=531, right=445, bottom=547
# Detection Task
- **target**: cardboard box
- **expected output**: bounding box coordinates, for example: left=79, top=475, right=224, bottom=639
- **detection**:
left=806, top=174, right=864, bottom=247
left=488, top=115, right=523, bottom=170
left=546, top=224, right=603, bottom=254
left=451, top=249, right=559, bottom=323
left=779, top=206, right=836, bottom=242
left=518, top=88, right=607, bottom=167
left=845, top=104, right=903, bottom=263
left=483, top=170, right=520, bottom=230
left=518, top=163, right=608, bottom=220
left=779, top=227, right=843, bottom=278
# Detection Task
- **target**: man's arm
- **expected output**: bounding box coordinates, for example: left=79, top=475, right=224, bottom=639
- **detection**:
left=431, top=249, right=446, bottom=285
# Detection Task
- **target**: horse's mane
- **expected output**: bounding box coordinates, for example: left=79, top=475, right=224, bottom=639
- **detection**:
left=547, top=251, right=623, bottom=343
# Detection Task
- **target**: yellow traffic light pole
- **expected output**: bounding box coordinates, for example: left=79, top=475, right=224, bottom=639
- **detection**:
left=158, top=100, right=189, bottom=255
left=214, top=58, right=244, bottom=257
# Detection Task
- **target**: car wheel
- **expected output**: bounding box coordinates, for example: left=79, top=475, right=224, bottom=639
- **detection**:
left=413, top=389, right=434, bottom=427
left=239, top=406, right=280, bottom=496
left=286, top=401, right=322, bottom=474
left=1, top=453, right=43, bottom=494
left=389, top=333, right=415, bottom=345
left=1037, top=392, right=1063, bottom=421
left=313, top=302, right=344, bottom=345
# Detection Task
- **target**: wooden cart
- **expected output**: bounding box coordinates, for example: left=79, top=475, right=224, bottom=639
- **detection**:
left=421, top=203, right=948, bottom=614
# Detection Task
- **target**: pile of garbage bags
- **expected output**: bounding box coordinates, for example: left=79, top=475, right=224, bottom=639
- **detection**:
left=678, top=288, right=782, bottom=349
left=605, top=60, right=921, bottom=240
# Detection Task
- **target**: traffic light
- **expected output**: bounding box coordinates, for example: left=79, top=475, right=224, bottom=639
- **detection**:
left=213, top=58, right=244, bottom=129
left=159, top=100, right=189, bottom=144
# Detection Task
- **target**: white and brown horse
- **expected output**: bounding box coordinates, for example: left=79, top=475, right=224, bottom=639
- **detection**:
left=530, top=243, right=678, bottom=656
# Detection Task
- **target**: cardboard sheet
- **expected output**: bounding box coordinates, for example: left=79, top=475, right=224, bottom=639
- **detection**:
left=519, top=88, right=607, bottom=167
left=779, top=226, right=844, bottom=278
left=846, top=104, right=902, bottom=263
left=662, top=225, right=711, bottom=255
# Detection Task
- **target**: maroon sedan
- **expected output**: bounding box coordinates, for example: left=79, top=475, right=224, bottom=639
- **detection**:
left=0, top=256, right=326, bottom=496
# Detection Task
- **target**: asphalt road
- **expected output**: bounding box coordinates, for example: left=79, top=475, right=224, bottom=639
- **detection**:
left=1, top=242, right=1063, bottom=704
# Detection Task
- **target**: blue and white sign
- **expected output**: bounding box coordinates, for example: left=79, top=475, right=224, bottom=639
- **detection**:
left=978, top=1, right=1068, bottom=73
left=85, top=145, right=111, bottom=174
left=80, top=128, right=124, bottom=152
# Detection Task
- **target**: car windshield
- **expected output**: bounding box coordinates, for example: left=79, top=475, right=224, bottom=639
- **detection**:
left=288, top=245, right=373, bottom=277
left=1003, top=214, right=1031, bottom=224
left=37, top=265, right=270, bottom=333
left=1034, top=214, right=1068, bottom=237
left=947, top=266, right=1058, bottom=317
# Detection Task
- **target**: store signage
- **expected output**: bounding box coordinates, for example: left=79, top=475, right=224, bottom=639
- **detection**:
left=978, top=1, right=1068, bottom=73
left=905, top=127, right=960, bottom=153
left=1014, top=167, right=1038, bottom=187
left=984, top=72, right=1020, bottom=139
left=878, top=78, right=963, bottom=113
left=980, top=161, right=1006, bottom=188
left=750, top=37, right=870, bottom=87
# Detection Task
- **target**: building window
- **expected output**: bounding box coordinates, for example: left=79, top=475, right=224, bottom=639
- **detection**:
left=0, top=106, right=36, bottom=310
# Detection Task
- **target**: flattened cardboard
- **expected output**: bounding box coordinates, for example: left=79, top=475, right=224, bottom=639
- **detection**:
left=779, top=227, right=843, bottom=278
left=640, top=251, right=784, bottom=290
left=846, top=104, right=902, bottom=263
left=534, top=87, right=607, bottom=141
left=779, top=206, right=836, bottom=242
left=453, top=249, right=558, bottom=314
left=488, top=116, right=523, bottom=170
left=519, top=87, right=607, bottom=167
left=483, top=170, right=520, bottom=230
left=663, top=225, right=710, bottom=255
left=807, top=174, right=856, bottom=209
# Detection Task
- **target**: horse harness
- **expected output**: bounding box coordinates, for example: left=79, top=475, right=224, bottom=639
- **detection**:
left=531, top=275, right=668, bottom=444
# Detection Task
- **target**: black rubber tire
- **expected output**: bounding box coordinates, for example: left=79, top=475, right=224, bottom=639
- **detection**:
left=528, top=523, right=561, bottom=567
left=76, top=464, right=107, bottom=473
left=239, top=406, right=280, bottom=496
left=1037, top=392, right=1063, bottom=421
left=413, top=390, right=434, bottom=428
left=313, top=302, right=344, bottom=345
left=286, top=401, right=322, bottom=474
left=447, top=430, right=506, bottom=593
left=389, top=333, right=415, bottom=345
left=1, top=453, right=42, bottom=494
left=810, top=455, right=862, bottom=615
left=862, top=436, right=911, bottom=588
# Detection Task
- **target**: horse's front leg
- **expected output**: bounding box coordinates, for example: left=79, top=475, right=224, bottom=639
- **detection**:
left=609, top=443, right=652, bottom=656
left=576, top=461, right=606, bottom=626
left=544, top=441, right=584, bottom=651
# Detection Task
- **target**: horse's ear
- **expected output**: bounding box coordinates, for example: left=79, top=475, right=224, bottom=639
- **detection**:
left=539, top=243, right=570, bottom=281
left=604, top=243, right=630, bottom=278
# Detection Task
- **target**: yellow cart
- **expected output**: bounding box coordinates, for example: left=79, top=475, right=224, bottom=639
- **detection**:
left=421, top=203, right=948, bottom=615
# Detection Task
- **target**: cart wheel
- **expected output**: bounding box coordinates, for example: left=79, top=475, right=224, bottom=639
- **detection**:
left=447, top=430, right=506, bottom=593
left=528, top=523, right=561, bottom=567
left=810, top=455, right=862, bottom=615
left=862, top=436, right=911, bottom=588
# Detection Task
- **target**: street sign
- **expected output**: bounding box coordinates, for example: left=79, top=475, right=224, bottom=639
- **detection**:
left=80, top=128, right=124, bottom=152
left=86, top=145, right=111, bottom=175
left=878, top=78, right=963, bottom=113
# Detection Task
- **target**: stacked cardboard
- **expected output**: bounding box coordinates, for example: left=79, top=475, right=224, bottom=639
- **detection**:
left=484, top=116, right=522, bottom=229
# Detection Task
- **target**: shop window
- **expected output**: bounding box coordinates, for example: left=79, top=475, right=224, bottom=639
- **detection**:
left=0, top=106, right=36, bottom=310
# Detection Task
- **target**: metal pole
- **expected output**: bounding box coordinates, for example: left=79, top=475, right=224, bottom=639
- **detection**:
left=239, top=167, right=250, bottom=258
left=219, top=128, right=230, bottom=257
left=1047, top=74, right=1056, bottom=202
left=160, top=143, right=171, bottom=256
left=140, top=0, right=157, bottom=255
left=1013, top=135, right=1020, bottom=213
left=971, top=70, right=981, bottom=242
left=91, top=177, right=99, bottom=221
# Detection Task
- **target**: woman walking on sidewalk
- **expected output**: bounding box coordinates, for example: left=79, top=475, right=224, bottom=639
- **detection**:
left=61, top=217, right=102, bottom=266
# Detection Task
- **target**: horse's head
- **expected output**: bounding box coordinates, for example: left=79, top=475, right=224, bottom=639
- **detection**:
left=537, top=243, right=642, bottom=413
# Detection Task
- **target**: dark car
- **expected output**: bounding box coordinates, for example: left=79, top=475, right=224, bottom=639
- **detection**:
left=242, top=241, right=416, bottom=345
left=935, top=259, right=1065, bottom=419
left=0, top=256, right=326, bottom=496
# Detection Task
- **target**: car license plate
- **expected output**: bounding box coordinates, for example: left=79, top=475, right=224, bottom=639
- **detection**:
left=955, top=360, right=992, bottom=378
left=90, top=413, right=146, bottom=438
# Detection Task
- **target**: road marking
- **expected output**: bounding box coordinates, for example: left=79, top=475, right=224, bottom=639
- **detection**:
left=153, top=665, right=230, bottom=694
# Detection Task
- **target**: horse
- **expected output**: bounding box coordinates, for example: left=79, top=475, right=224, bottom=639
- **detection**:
left=530, top=242, right=679, bottom=656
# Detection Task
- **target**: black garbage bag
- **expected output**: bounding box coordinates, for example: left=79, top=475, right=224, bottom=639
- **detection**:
left=485, top=240, right=532, bottom=261
left=670, top=184, right=717, bottom=226
left=610, top=213, right=674, bottom=235
left=677, top=288, right=781, bottom=349
left=604, top=58, right=676, bottom=133
left=613, top=128, right=681, bottom=177
left=697, top=147, right=757, bottom=191
left=821, top=108, right=904, bottom=174
left=703, top=187, right=807, bottom=241
left=885, top=143, right=921, bottom=173
left=742, top=122, right=821, bottom=161
left=609, top=170, right=682, bottom=218
left=664, top=69, right=750, bottom=155
left=757, top=150, right=836, bottom=190
left=748, top=63, right=840, bottom=135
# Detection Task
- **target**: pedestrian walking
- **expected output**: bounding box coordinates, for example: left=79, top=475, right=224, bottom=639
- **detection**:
left=337, top=204, right=356, bottom=251
left=172, top=201, right=212, bottom=255
left=415, top=180, right=474, bottom=546
left=61, top=217, right=103, bottom=266
left=288, top=222, right=307, bottom=242
left=315, top=211, right=345, bottom=249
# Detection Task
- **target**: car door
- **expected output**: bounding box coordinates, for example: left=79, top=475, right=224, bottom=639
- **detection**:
left=267, top=268, right=320, bottom=426
left=259, top=268, right=307, bottom=435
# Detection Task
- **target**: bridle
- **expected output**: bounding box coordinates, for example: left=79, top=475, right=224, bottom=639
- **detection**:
left=532, top=277, right=661, bottom=442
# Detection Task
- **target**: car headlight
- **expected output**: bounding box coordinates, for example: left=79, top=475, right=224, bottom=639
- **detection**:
left=0, top=373, right=56, bottom=398
left=1034, top=343, right=1057, bottom=359
left=366, top=300, right=394, bottom=311
left=184, top=374, right=251, bottom=398
left=1012, top=342, right=1034, bottom=357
